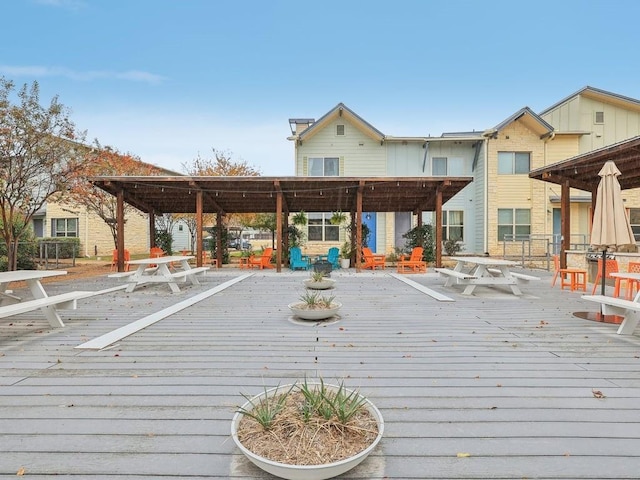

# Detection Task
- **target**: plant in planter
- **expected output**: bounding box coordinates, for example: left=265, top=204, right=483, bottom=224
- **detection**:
left=303, top=270, right=336, bottom=290
left=288, top=291, right=341, bottom=320
left=339, top=241, right=352, bottom=268
left=231, top=379, right=384, bottom=480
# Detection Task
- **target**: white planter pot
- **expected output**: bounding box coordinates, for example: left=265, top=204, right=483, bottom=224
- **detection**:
left=340, top=258, right=350, bottom=269
left=288, top=302, right=342, bottom=320
left=303, top=278, right=336, bottom=290
left=231, top=383, right=384, bottom=480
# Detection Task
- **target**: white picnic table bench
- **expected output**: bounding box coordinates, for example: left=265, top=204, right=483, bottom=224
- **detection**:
left=109, top=255, right=209, bottom=293
left=582, top=292, right=640, bottom=335
left=435, top=256, right=540, bottom=296
left=0, top=270, right=124, bottom=328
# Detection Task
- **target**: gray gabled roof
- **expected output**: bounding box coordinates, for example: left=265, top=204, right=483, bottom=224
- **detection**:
left=487, top=107, right=554, bottom=137
left=296, top=103, right=385, bottom=142
left=539, top=86, right=640, bottom=116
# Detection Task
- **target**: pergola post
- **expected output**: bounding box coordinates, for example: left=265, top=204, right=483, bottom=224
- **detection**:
left=356, top=182, right=363, bottom=272
left=561, top=181, right=571, bottom=269
left=276, top=189, right=283, bottom=273
left=435, top=187, right=443, bottom=268
left=149, top=210, right=156, bottom=250
left=216, top=212, right=223, bottom=267
left=116, top=189, right=125, bottom=272
left=196, top=191, right=203, bottom=267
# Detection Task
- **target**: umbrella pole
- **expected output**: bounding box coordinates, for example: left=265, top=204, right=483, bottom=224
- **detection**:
left=601, top=249, right=607, bottom=296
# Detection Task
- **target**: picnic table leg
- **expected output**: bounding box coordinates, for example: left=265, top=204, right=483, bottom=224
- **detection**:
left=25, top=279, right=65, bottom=328
left=125, top=265, right=147, bottom=293
left=156, top=264, right=181, bottom=293
left=617, top=311, right=640, bottom=335
left=180, top=260, right=202, bottom=287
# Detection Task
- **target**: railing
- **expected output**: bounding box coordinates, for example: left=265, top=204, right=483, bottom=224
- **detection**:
left=38, top=241, right=77, bottom=270
left=500, top=233, right=589, bottom=271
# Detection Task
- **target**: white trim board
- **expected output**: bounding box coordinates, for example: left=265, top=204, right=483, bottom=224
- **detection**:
left=76, top=273, right=254, bottom=350
left=390, top=273, right=455, bottom=302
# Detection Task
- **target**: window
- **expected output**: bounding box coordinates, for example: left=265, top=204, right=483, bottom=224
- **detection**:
left=308, top=213, right=339, bottom=241
left=432, top=157, right=447, bottom=175
left=433, top=157, right=464, bottom=176
left=308, top=157, right=339, bottom=176
left=336, top=124, right=345, bottom=136
left=498, top=152, right=530, bottom=174
left=595, top=111, right=604, bottom=124
left=630, top=209, right=640, bottom=241
left=442, top=210, right=464, bottom=241
left=52, top=218, right=78, bottom=237
left=497, top=209, right=530, bottom=241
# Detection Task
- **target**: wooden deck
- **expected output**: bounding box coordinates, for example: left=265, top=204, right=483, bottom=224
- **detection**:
left=1, top=267, right=640, bottom=479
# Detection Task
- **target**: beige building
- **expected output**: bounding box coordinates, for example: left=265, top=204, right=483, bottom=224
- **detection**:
left=289, top=87, right=640, bottom=258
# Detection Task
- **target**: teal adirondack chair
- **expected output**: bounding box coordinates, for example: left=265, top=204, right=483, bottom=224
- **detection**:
left=289, top=247, right=310, bottom=270
left=326, top=247, right=340, bottom=269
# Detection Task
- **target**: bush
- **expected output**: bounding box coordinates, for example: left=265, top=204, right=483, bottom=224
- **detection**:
left=38, top=237, right=80, bottom=260
left=155, top=231, right=173, bottom=255
left=402, top=224, right=435, bottom=263
left=443, top=238, right=464, bottom=256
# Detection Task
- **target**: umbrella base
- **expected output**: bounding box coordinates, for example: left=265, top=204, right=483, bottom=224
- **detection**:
left=573, top=311, right=623, bottom=324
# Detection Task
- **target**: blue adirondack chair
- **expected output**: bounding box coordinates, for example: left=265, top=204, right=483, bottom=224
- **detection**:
left=289, top=246, right=310, bottom=270
left=326, top=247, right=340, bottom=269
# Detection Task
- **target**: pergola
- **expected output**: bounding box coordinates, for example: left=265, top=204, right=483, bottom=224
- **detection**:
left=90, top=176, right=474, bottom=272
left=529, top=135, right=640, bottom=268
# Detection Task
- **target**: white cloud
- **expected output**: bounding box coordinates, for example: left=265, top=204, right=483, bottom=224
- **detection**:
left=33, top=0, right=87, bottom=10
left=0, top=65, right=165, bottom=84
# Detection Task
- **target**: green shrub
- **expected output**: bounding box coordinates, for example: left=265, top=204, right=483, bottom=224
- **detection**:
left=38, top=237, right=80, bottom=260
left=402, top=224, right=435, bottom=263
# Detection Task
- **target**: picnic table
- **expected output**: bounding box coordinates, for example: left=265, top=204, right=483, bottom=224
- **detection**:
left=435, top=256, right=540, bottom=296
left=109, top=255, right=209, bottom=293
left=0, top=270, right=96, bottom=327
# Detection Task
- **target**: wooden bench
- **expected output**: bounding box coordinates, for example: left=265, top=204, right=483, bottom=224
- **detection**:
left=582, top=294, right=640, bottom=335
left=118, top=266, right=210, bottom=293
left=0, top=291, right=99, bottom=328
left=487, top=268, right=541, bottom=282
left=434, top=268, right=478, bottom=281
left=108, top=267, right=158, bottom=279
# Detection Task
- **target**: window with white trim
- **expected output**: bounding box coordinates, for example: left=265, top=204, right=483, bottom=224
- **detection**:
left=433, top=157, right=464, bottom=176
left=308, top=157, right=339, bottom=176
left=442, top=210, right=464, bottom=241
left=308, top=213, right=339, bottom=241
left=630, top=208, right=640, bottom=241
left=498, top=152, right=530, bottom=174
left=52, top=218, right=78, bottom=237
left=497, top=209, right=530, bottom=241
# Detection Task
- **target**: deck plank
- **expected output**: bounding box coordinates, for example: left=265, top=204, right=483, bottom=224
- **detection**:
left=1, top=268, right=640, bottom=478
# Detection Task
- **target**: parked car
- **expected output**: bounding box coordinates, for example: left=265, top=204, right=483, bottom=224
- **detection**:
left=229, top=238, right=252, bottom=250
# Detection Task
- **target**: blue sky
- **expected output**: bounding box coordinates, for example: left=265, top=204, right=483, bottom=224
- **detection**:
left=3, top=0, right=639, bottom=175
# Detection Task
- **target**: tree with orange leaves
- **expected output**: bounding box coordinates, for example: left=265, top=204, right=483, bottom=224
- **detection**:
left=0, top=77, right=93, bottom=270
left=179, top=149, right=261, bottom=251
left=61, top=144, right=165, bottom=248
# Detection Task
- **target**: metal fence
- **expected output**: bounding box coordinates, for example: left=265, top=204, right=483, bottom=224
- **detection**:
left=38, top=241, right=77, bottom=269
left=500, top=233, right=589, bottom=270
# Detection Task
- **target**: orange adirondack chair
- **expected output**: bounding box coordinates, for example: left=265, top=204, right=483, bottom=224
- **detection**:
left=110, top=249, right=131, bottom=271
left=248, top=247, right=275, bottom=269
left=362, top=247, right=385, bottom=270
left=396, top=247, right=427, bottom=274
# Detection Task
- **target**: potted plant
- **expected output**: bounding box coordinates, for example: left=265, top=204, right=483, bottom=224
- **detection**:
left=288, top=291, right=341, bottom=320
left=231, top=379, right=384, bottom=480
left=340, top=241, right=351, bottom=269
left=303, top=270, right=336, bottom=290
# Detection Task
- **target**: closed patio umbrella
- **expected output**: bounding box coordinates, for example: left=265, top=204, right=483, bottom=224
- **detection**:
left=590, top=161, right=635, bottom=295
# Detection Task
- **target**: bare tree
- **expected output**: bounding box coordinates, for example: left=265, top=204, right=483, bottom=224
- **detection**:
left=0, top=77, right=92, bottom=270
